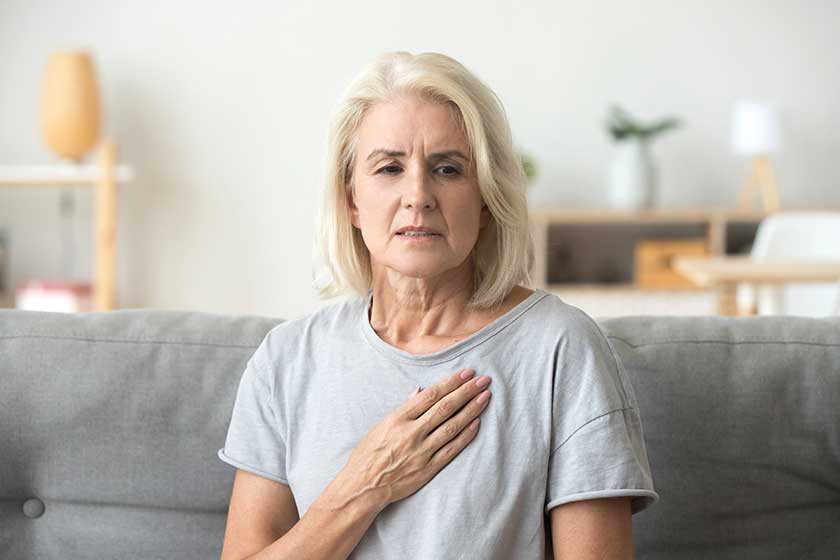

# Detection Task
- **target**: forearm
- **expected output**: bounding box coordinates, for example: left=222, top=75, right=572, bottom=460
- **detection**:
left=245, top=481, right=385, bottom=560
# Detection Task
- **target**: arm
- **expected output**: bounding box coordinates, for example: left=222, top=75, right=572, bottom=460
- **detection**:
left=549, top=497, right=633, bottom=560
left=220, top=468, right=384, bottom=560
left=221, top=368, right=492, bottom=560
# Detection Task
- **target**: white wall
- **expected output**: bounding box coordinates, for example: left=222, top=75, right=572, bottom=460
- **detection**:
left=1, top=0, right=838, bottom=319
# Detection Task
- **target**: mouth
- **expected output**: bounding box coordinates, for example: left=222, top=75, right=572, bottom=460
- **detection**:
left=395, top=231, right=442, bottom=240
left=397, top=231, right=440, bottom=237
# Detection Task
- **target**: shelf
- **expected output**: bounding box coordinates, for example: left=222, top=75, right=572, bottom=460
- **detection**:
left=529, top=207, right=771, bottom=224
left=0, top=163, right=135, bottom=187
left=0, top=140, right=130, bottom=311
left=545, top=285, right=719, bottom=317
left=547, top=282, right=708, bottom=293
left=528, top=206, right=838, bottom=291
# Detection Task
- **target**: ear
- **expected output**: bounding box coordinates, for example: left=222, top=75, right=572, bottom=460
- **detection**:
left=479, top=200, right=492, bottom=229
left=347, top=184, right=359, bottom=228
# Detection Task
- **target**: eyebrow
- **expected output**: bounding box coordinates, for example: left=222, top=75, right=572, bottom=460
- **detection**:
left=365, top=148, right=469, bottom=163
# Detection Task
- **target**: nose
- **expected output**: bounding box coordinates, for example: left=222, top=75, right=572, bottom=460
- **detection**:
left=401, top=166, right=436, bottom=210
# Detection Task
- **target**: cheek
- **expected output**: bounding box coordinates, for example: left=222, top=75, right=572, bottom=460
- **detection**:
left=353, top=202, right=395, bottom=246
left=450, top=206, right=482, bottom=235
left=352, top=189, right=381, bottom=221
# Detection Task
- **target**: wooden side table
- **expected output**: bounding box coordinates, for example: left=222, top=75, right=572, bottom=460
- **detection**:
left=672, top=256, right=840, bottom=315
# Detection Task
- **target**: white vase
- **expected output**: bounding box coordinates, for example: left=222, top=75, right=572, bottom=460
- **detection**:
left=607, top=137, right=658, bottom=210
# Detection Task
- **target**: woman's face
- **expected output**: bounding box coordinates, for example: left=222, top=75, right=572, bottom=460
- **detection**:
left=348, top=94, right=491, bottom=284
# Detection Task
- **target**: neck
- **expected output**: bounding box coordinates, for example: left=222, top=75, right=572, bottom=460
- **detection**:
left=368, top=268, right=477, bottom=342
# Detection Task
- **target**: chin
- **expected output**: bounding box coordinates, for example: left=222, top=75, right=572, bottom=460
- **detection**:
left=387, top=259, right=452, bottom=278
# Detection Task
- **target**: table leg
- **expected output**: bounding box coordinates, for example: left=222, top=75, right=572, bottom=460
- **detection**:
left=735, top=282, right=759, bottom=316
left=718, top=282, right=738, bottom=316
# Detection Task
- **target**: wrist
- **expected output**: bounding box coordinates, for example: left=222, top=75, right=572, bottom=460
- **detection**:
left=315, top=474, right=388, bottom=520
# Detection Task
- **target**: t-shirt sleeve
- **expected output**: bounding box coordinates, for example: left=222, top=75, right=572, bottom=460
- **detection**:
left=545, top=308, right=659, bottom=515
left=217, top=341, right=289, bottom=485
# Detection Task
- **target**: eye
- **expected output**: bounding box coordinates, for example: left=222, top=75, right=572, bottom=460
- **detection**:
left=375, top=164, right=462, bottom=177
left=436, top=165, right=462, bottom=177
left=377, top=165, right=402, bottom=175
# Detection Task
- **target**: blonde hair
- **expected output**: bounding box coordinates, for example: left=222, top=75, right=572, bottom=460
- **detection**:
left=312, top=51, right=534, bottom=310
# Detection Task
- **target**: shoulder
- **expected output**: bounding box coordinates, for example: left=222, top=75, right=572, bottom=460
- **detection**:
left=250, top=294, right=364, bottom=370
left=541, top=297, right=634, bottom=410
left=526, top=293, right=624, bottom=383
left=494, top=290, right=612, bottom=366
left=542, top=295, right=617, bottom=359
left=523, top=290, right=607, bottom=340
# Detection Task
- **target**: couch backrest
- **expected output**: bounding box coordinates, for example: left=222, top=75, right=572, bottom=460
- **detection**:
left=1, top=309, right=838, bottom=559
left=0, top=309, right=282, bottom=559
left=599, top=314, right=840, bottom=559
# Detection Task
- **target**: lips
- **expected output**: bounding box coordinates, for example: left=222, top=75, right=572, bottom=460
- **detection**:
left=395, top=226, right=440, bottom=235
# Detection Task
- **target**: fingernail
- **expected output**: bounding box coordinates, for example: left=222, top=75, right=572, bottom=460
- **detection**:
left=460, top=369, right=475, bottom=380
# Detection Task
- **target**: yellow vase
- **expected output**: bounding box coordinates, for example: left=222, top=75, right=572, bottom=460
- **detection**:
left=40, top=50, right=101, bottom=161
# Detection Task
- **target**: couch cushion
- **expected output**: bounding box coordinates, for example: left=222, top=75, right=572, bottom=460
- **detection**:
left=599, top=315, right=840, bottom=560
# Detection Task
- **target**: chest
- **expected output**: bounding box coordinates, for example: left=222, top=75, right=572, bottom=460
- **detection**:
left=377, top=312, right=505, bottom=355
left=391, top=334, right=469, bottom=355
left=282, top=355, right=554, bottom=516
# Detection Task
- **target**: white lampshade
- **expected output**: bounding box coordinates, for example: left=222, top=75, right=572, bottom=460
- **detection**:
left=730, top=99, right=782, bottom=155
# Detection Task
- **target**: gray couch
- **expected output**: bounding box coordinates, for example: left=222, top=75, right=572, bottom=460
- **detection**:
left=1, top=308, right=838, bottom=559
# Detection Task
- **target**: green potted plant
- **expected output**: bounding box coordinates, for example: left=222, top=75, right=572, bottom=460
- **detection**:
left=605, top=105, right=681, bottom=209
left=520, top=151, right=537, bottom=185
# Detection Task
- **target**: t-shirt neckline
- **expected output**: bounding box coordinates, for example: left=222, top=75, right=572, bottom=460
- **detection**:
left=359, top=287, right=549, bottom=365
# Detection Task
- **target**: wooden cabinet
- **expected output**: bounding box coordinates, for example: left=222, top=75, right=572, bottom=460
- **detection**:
left=528, top=207, right=773, bottom=292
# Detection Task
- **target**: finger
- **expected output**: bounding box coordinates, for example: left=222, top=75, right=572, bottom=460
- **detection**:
left=417, top=373, right=491, bottom=435
left=399, top=369, right=475, bottom=420
left=424, top=389, right=491, bottom=451
left=426, top=416, right=481, bottom=475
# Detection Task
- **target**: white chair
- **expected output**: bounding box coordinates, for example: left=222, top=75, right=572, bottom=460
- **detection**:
left=736, top=211, right=840, bottom=316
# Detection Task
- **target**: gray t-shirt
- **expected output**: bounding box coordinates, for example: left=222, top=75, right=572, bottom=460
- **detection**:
left=218, top=288, right=659, bottom=558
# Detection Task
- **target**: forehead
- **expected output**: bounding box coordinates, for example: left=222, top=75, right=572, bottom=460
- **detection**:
left=356, top=95, right=469, bottom=152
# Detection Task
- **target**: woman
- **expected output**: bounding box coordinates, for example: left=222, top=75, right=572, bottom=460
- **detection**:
left=218, top=51, right=658, bottom=559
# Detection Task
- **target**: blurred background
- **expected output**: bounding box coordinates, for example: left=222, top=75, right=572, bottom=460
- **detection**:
left=1, top=0, right=839, bottom=319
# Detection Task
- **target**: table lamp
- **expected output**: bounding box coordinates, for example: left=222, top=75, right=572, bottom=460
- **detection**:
left=40, top=50, right=101, bottom=161
left=730, top=99, right=782, bottom=212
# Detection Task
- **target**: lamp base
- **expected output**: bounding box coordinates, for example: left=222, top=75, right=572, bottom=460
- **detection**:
left=737, top=154, right=780, bottom=212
